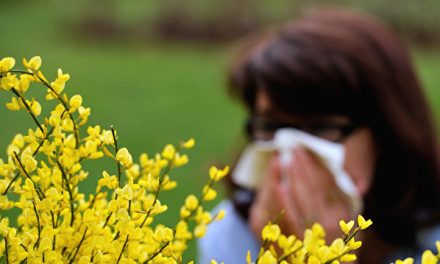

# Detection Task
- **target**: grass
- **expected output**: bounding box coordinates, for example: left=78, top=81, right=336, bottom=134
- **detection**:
left=0, top=1, right=439, bottom=261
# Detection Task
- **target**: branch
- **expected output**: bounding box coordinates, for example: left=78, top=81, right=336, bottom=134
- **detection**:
left=32, top=201, right=41, bottom=249
left=115, top=235, right=129, bottom=264
left=55, top=159, right=75, bottom=226
left=11, top=87, right=44, bottom=135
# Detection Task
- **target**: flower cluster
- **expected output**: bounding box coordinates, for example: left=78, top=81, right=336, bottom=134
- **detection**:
left=246, top=215, right=371, bottom=264
left=395, top=243, right=440, bottom=264
left=0, top=56, right=225, bottom=263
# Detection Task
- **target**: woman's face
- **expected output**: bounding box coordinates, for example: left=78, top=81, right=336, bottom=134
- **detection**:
left=253, top=89, right=376, bottom=196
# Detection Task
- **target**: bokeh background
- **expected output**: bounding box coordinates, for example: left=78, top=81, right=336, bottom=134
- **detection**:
left=1, top=0, right=439, bottom=260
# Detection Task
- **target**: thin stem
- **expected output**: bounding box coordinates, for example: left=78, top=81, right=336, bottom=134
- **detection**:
left=11, top=70, right=80, bottom=148
left=140, top=152, right=176, bottom=228
left=113, top=231, right=120, bottom=241
left=4, top=236, right=9, bottom=264
left=68, top=227, right=88, bottom=264
left=142, top=241, right=171, bottom=264
left=55, top=159, right=75, bottom=226
left=11, top=88, right=44, bottom=135
left=32, top=126, right=54, bottom=156
left=13, top=152, right=45, bottom=200
left=2, top=172, right=20, bottom=195
left=111, top=126, right=122, bottom=186
left=255, top=211, right=285, bottom=263
left=115, top=235, right=129, bottom=264
left=324, top=250, right=350, bottom=264
left=32, top=201, right=41, bottom=249
left=343, top=227, right=360, bottom=244
left=278, top=244, right=303, bottom=262
left=102, top=212, right=113, bottom=228
left=2, top=127, right=54, bottom=195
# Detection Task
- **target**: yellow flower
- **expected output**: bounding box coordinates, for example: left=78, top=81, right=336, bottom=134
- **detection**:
left=341, top=253, right=357, bottom=262
left=39, top=237, right=52, bottom=252
left=202, top=185, right=217, bottom=201
left=154, top=226, right=174, bottom=243
left=182, top=138, right=195, bottom=149
left=347, top=237, right=362, bottom=250
left=180, top=206, right=191, bottom=218
left=162, top=144, right=176, bottom=160
left=69, top=94, right=83, bottom=111
left=78, top=256, right=92, bottom=264
left=0, top=57, right=15, bottom=73
left=262, top=224, right=281, bottom=242
left=185, top=195, right=199, bottom=211
left=357, top=215, right=373, bottom=230
left=1, top=73, right=18, bottom=91
left=330, top=238, right=346, bottom=256
left=339, top=220, right=354, bottom=235
left=119, top=184, right=133, bottom=200
left=209, top=166, right=230, bottom=182
left=173, top=153, right=189, bottom=167
left=29, top=99, right=41, bottom=116
left=98, top=171, right=119, bottom=189
left=395, top=258, right=414, bottom=264
left=23, top=56, right=42, bottom=71
left=257, top=251, right=277, bottom=264
left=215, top=209, right=226, bottom=221
left=246, top=250, right=252, bottom=264
left=6, top=97, right=22, bottom=111
left=422, top=250, right=438, bottom=264
left=116, top=147, right=133, bottom=169
left=194, top=224, right=207, bottom=238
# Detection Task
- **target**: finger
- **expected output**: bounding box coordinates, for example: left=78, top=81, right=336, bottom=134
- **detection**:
left=288, top=157, right=321, bottom=224
left=254, top=153, right=280, bottom=195
left=250, top=154, right=283, bottom=228
left=276, top=179, right=304, bottom=236
left=293, top=148, right=336, bottom=190
left=293, top=148, right=351, bottom=226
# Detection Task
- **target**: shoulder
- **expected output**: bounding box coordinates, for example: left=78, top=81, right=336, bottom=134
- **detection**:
left=197, top=200, right=260, bottom=263
left=385, top=223, right=440, bottom=263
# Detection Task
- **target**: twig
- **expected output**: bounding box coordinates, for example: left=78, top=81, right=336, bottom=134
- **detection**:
left=13, top=152, right=45, bottom=200
left=55, top=159, right=75, bottom=226
left=32, top=201, right=41, bottom=249
left=68, top=227, right=88, bottom=264
left=115, top=235, right=129, bottom=264
left=11, top=87, right=44, bottom=135
left=142, top=241, right=171, bottom=264
left=4, top=236, right=9, bottom=264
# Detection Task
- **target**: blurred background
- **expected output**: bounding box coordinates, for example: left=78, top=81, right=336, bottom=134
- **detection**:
left=0, top=0, right=439, bottom=260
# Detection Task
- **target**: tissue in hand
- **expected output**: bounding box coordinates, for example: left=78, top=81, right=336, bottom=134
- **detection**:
left=232, top=128, right=363, bottom=214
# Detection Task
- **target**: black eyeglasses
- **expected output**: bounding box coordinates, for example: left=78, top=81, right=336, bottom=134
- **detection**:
left=245, top=116, right=359, bottom=143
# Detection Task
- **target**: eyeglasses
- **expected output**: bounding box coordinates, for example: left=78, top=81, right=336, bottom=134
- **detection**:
left=245, top=116, right=359, bottom=142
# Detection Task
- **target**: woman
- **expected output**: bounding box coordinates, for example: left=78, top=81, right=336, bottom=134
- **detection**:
left=199, top=8, right=440, bottom=263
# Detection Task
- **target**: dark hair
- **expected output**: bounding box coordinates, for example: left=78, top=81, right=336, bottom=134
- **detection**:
left=228, top=8, right=440, bottom=251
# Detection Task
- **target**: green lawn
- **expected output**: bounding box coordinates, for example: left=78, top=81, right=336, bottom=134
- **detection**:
left=0, top=1, right=439, bottom=261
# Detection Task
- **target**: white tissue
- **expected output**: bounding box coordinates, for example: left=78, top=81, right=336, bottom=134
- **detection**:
left=232, top=128, right=363, bottom=214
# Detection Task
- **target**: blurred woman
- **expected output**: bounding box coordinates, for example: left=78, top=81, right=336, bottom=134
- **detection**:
left=198, top=8, right=440, bottom=264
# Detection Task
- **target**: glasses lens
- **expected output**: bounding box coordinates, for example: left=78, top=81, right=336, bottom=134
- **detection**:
left=246, top=117, right=357, bottom=142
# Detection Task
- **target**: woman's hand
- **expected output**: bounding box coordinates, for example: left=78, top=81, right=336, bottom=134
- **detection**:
left=249, top=147, right=353, bottom=241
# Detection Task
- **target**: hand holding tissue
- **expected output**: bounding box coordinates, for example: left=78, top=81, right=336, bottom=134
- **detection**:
left=232, top=128, right=363, bottom=215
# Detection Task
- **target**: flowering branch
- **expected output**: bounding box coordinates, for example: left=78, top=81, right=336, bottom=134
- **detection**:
left=32, top=201, right=41, bottom=249
left=10, top=87, right=44, bottom=135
